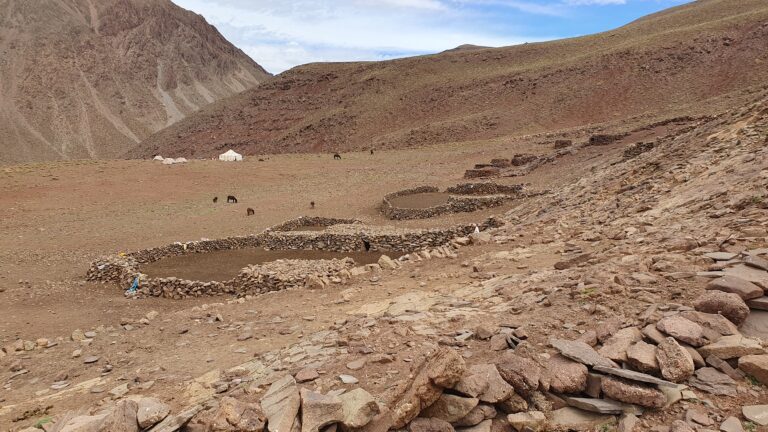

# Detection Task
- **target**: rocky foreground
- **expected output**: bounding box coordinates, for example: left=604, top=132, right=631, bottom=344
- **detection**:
left=3, top=93, right=768, bottom=431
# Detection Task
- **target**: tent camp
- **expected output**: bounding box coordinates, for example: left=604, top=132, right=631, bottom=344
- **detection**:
left=153, top=155, right=164, bottom=161
left=219, top=149, right=243, bottom=162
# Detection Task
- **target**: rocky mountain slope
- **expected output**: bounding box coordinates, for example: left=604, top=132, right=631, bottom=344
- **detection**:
left=2, top=81, right=767, bottom=432
left=0, top=0, right=270, bottom=164
left=134, top=0, right=768, bottom=158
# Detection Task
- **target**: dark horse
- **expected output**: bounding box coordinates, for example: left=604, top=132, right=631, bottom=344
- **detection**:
left=370, top=149, right=374, bottom=155
left=213, top=197, right=218, bottom=203
left=247, top=208, right=255, bottom=216
left=227, top=195, right=238, bottom=203
left=333, top=153, right=342, bottom=160
left=310, top=201, right=315, bottom=209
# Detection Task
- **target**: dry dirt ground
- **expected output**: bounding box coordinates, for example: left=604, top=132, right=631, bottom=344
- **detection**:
left=1, top=99, right=767, bottom=431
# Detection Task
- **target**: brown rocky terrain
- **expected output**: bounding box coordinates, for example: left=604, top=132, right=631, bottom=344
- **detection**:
left=0, top=0, right=270, bottom=164
left=133, top=0, right=768, bottom=159
left=1, top=83, right=767, bottom=430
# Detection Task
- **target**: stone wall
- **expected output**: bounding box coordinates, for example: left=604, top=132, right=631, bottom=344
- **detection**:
left=381, top=183, right=524, bottom=220
left=267, top=216, right=362, bottom=232
left=86, top=218, right=504, bottom=299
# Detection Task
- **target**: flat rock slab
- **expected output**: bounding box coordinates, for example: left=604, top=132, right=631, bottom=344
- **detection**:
left=743, top=405, right=768, bottom=426
left=741, top=310, right=768, bottom=342
left=707, top=275, right=764, bottom=300
left=747, top=297, right=768, bottom=311
left=548, top=407, right=616, bottom=431
left=698, top=335, right=766, bottom=359
left=550, top=339, right=618, bottom=368
left=261, top=375, right=301, bottom=432
left=593, top=366, right=677, bottom=388
left=704, top=252, right=737, bottom=261
left=723, top=265, right=768, bottom=290
left=688, top=367, right=737, bottom=397
left=563, top=397, right=642, bottom=415
left=738, top=354, right=768, bottom=386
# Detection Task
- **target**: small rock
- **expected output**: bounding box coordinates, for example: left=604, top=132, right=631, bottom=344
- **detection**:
left=339, top=374, right=359, bottom=384
left=296, top=368, right=320, bottom=383
left=421, top=394, right=479, bottom=423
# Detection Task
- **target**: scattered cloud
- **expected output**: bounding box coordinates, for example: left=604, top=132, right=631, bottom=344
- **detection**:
left=174, top=0, right=692, bottom=73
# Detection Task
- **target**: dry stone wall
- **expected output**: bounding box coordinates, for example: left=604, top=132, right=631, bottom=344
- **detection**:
left=86, top=218, right=504, bottom=299
left=381, top=183, right=528, bottom=220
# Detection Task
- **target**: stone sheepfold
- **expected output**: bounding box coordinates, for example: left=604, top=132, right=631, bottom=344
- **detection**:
left=86, top=217, right=504, bottom=299
left=380, top=183, right=533, bottom=220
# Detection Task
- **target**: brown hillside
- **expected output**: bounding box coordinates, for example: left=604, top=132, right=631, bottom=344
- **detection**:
left=0, top=0, right=270, bottom=164
left=133, top=0, right=768, bottom=158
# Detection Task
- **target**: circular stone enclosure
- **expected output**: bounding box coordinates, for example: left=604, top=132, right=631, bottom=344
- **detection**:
left=380, top=183, right=528, bottom=220
left=86, top=216, right=505, bottom=299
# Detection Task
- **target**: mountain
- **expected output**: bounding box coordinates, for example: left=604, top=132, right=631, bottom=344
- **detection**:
left=133, top=0, right=768, bottom=158
left=0, top=0, right=270, bottom=164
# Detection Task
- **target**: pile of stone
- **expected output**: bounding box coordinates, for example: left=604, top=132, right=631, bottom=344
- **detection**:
left=234, top=258, right=356, bottom=295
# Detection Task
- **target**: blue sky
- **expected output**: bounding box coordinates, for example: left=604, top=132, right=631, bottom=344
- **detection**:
left=174, top=0, right=692, bottom=74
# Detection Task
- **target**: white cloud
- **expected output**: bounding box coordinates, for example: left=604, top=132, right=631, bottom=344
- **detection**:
left=563, top=0, right=626, bottom=5
left=175, top=0, right=546, bottom=73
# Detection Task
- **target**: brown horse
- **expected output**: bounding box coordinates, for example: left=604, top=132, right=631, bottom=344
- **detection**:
left=247, top=208, right=255, bottom=216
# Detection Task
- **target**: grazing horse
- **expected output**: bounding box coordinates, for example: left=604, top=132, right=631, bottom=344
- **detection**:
left=310, top=201, right=315, bottom=209
left=247, top=208, right=255, bottom=216
left=213, top=197, right=218, bottom=203
left=227, top=195, right=238, bottom=204
left=333, top=153, right=342, bottom=160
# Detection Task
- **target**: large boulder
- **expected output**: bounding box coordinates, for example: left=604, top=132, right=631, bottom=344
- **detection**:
left=207, top=397, right=266, bottom=432
left=98, top=400, right=140, bottom=432
left=545, top=354, right=588, bottom=394
left=693, top=291, right=750, bottom=326
left=137, top=397, right=170, bottom=429
left=339, top=389, right=380, bottom=429
left=454, top=364, right=513, bottom=403
left=383, top=348, right=466, bottom=428
left=625, top=341, right=659, bottom=374
left=656, top=316, right=706, bottom=347
left=598, top=327, right=643, bottom=362
left=408, top=418, right=454, bottom=432
left=656, top=337, right=694, bottom=383
left=495, top=353, right=541, bottom=398
left=454, top=405, right=496, bottom=427
left=261, top=375, right=301, bottom=432
left=300, top=389, right=343, bottom=432
left=698, top=335, right=766, bottom=359
left=420, top=394, right=479, bottom=423
left=738, top=355, right=768, bottom=386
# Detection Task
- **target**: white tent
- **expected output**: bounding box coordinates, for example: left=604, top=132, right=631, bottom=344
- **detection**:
left=162, top=158, right=175, bottom=165
left=174, top=157, right=188, bottom=164
left=219, top=149, right=243, bottom=162
left=153, top=155, right=164, bottom=161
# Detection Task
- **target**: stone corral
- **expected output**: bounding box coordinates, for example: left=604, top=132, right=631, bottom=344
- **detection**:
left=86, top=218, right=504, bottom=299
left=381, top=183, right=532, bottom=220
